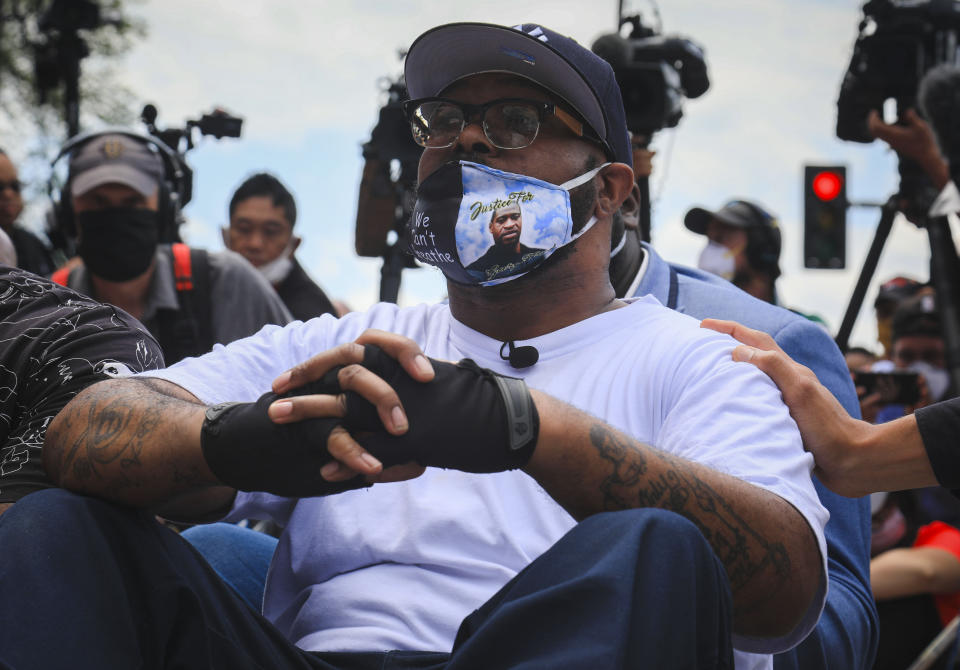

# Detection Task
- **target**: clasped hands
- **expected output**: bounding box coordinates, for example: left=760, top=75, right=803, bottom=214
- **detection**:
left=200, top=329, right=539, bottom=497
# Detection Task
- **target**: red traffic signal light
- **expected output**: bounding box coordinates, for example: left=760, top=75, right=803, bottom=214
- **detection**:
left=812, top=170, right=843, bottom=201
left=803, top=165, right=847, bottom=269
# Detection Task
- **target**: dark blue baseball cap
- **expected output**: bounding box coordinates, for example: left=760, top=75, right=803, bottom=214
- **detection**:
left=404, top=22, right=633, bottom=168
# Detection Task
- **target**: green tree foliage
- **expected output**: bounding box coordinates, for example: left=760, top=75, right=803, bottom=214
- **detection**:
left=0, top=0, right=145, bottom=240
left=0, top=0, right=146, bottom=146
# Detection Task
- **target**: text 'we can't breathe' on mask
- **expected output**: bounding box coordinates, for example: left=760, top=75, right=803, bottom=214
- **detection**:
left=408, top=160, right=606, bottom=286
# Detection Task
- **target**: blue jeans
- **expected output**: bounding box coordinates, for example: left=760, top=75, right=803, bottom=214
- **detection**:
left=181, top=522, right=278, bottom=610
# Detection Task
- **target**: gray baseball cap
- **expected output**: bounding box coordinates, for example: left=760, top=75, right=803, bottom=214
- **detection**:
left=684, top=199, right=777, bottom=235
left=69, top=133, right=165, bottom=198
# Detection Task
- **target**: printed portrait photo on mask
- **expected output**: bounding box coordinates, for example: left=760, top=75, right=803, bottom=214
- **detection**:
left=409, top=160, right=605, bottom=286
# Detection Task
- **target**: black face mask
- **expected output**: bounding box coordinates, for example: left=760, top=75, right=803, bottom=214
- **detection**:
left=76, top=207, right=159, bottom=281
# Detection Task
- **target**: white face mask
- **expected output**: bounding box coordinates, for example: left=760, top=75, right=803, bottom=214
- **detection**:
left=257, top=253, right=293, bottom=285
left=221, top=226, right=295, bottom=285
left=909, top=360, right=951, bottom=402
left=697, top=240, right=737, bottom=280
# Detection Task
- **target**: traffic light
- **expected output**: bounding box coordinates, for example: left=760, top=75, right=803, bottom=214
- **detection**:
left=803, top=165, right=847, bottom=269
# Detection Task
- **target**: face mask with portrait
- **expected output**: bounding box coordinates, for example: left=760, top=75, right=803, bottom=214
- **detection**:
left=697, top=240, right=738, bottom=281
left=408, top=160, right=607, bottom=286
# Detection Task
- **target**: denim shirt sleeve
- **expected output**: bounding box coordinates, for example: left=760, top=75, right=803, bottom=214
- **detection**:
left=768, top=319, right=878, bottom=669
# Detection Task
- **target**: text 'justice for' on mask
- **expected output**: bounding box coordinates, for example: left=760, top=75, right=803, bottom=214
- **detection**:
left=408, top=160, right=606, bottom=286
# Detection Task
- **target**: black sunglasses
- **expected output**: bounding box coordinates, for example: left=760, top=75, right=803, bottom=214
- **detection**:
left=402, top=97, right=596, bottom=150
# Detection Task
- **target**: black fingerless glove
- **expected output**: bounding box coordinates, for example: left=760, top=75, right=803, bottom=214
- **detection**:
left=340, top=345, right=539, bottom=473
left=200, top=389, right=369, bottom=497
left=200, top=344, right=539, bottom=495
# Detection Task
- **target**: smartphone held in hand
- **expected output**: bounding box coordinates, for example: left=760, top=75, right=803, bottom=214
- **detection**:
left=853, top=370, right=921, bottom=405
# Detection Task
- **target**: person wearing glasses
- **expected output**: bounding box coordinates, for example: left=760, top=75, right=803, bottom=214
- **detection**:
left=0, top=149, right=54, bottom=276
left=2, top=23, right=828, bottom=670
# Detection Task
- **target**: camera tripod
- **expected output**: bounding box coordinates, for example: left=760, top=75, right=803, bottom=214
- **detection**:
left=835, top=192, right=960, bottom=395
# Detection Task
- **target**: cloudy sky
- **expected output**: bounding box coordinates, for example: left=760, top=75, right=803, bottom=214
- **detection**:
left=15, top=0, right=947, bottom=350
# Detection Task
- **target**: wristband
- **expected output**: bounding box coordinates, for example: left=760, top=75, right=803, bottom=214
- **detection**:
left=200, top=391, right=369, bottom=497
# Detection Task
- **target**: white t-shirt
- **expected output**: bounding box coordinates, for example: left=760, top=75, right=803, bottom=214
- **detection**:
left=147, top=296, right=828, bottom=670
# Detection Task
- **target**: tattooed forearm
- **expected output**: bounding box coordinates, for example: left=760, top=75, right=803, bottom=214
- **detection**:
left=47, top=380, right=171, bottom=482
left=43, top=377, right=221, bottom=511
left=523, top=390, right=819, bottom=638
left=590, top=423, right=792, bottom=601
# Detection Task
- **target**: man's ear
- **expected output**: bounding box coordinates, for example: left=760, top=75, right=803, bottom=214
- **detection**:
left=594, top=163, right=636, bottom=220
left=290, top=235, right=302, bottom=256
left=220, top=226, right=232, bottom=249
left=619, top=182, right=642, bottom=231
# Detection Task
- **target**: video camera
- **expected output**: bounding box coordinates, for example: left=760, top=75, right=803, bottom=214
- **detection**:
left=591, top=12, right=709, bottom=140
left=837, top=0, right=960, bottom=143
left=141, top=103, right=243, bottom=152
left=591, top=6, right=708, bottom=244
left=354, top=72, right=423, bottom=257
left=353, top=68, right=425, bottom=302
left=140, top=103, right=244, bottom=207
left=361, top=79, right=423, bottom=172
left=832, top=0, right=960, bottom=370
left=836, top=0, right=960, bottom=213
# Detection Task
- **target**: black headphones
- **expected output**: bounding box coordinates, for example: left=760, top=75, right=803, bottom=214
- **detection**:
left=47, top=128, right=191, bottom=256
left=731, top=199, right=781, bottom=280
